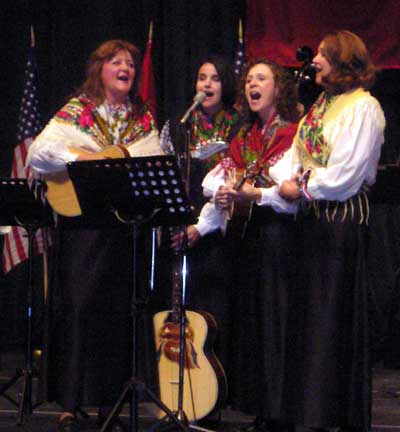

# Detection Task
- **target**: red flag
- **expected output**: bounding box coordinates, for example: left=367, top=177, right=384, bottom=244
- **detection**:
left=2, top=29, right=49, bottom=274
left=138, top=21, right=157, bottom=124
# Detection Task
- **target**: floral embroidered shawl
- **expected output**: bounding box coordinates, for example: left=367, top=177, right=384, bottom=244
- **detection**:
left=297, top=91, right=337, bottom=167
left=54, top=94, right=156, bottom=148
left=189, top=107, right=239, bottom=171
left=229, top=114, right=298, bottom=184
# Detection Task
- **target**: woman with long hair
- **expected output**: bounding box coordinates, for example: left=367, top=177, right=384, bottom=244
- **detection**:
left=28, top=39, right=162, bottom=432
left=202, top=58, right=301, bottom=431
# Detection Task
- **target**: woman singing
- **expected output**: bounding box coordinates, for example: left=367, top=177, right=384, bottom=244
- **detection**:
left=202, top=58, right=301, bottom=431
left=279, top=30, right=386, bottom=432
left=159, top=55, right=240, bottom=378
left=27, top=39, right=162, bottom=432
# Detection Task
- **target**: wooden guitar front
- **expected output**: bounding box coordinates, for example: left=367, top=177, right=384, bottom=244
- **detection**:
left=152, top=309, right=226, bottom=422
left=45, top=145, right=129, bottom=217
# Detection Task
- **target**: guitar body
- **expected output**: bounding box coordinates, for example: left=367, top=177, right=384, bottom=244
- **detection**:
left=153, top=309, right=227, bottom=422
left=223, top=167, right=257, bottom=241
left=223, top=162, right=273, bottom=240
left=45, top=145, right=129, bottom=217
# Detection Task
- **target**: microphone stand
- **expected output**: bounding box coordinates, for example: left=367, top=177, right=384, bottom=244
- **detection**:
left=183, top=124, right=191, bottom=196
left=158, top=117, right=214, bottom=432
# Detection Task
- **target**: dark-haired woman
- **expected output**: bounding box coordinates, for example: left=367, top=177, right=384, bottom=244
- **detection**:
left=279, top=30, right=386, bottom=432
left=203, top=58, right=301, bottom=431
left=27, top=39, right=162, bottom=432
left=159, top=55, right=240, bottom=388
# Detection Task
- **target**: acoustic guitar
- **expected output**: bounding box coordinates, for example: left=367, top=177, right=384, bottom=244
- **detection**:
left=153, top=246, right=227, bottom=422
left=222, top=161, right=265, bottom=239
left=44, top=145, right=129, bottom=217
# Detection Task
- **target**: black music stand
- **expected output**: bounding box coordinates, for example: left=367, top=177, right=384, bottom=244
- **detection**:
left=0, top=178, right=53, bottom=425
left=67, top=155, right=197, bottom=432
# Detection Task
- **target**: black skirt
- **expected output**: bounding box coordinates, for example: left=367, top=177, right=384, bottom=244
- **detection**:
left=291, top=211, right=371, bottom=430
left=43, top=221, right=156, bottom=411
left=228, top=206, right=300, bottom=420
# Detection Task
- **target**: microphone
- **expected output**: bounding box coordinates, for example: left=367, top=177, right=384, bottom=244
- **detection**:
left=179, top=91, right=206, bottom=124
left=294, top=62, right=317, bottom=83
left=294, top=46, right=317, bottom=84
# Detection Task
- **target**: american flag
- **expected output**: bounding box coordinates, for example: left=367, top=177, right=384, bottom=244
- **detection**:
left=2, top=41, right=49, bottom=274
left=234, top=19, right=245, bottom=77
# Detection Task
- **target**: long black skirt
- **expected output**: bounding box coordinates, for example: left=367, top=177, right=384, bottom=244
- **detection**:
left=229, top=207, right=300, bottom=420
left=291, top=212, right=371, bottom=430
left=43, top=221, right=156, bottom=411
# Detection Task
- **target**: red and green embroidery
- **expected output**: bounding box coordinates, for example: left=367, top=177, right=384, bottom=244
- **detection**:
left=190, top=108, right=237, bottom=146
left=189, top=108, right=238, bottom=170
left=55, top=94, right=155, bottom=148
left=298, top=92, right=337, bottom=166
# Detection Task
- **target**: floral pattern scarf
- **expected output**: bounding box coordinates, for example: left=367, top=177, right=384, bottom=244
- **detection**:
left=229, top=114, right=298, bottom=185
left=189, top=107, right=239, bottom=171
left=297, top=91, right=338, bottom=166
left=55, top=94, right=155, bottom=148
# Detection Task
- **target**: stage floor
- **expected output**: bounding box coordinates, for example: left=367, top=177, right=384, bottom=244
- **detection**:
left=0, top=358, right=399, bottom=431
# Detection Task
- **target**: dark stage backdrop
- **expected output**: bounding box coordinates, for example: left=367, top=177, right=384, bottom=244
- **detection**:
left=0, top=0, right=246, bottom=349
left=0, top=0, right=399, bottom=364
left=246, top=0, right=400, bottom=68
left=0, top=0, right=246, bottom=175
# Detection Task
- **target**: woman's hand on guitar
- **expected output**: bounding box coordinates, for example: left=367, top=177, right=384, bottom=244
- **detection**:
left=232, top=182, right=262, bottom=204
left=215, top=186, right=232, bottom=210
left=216, top=183, right=262, bottom=207
left=279, top=179, right=301, bottom=201
left=170, top=225, right=201, bottom=249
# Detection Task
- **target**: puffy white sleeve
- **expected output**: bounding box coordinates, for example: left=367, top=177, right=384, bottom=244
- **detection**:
left=193, top=202, right=224, bottom=236
left=256, top=146, right=299, bottom=214
left=26, top=119, right=98, bottom=174
left=201, top=163, right=226, bottom=198
left=258, top=185, right=298, bottom=214
left=306, top=97, right=385, bottom=201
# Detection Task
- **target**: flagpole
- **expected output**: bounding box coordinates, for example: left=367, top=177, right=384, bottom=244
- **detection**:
left=148, top=20, right=153, bottom=42
left=30, top=25, right=35, bottom=48
left=234, top=18, right=245, bottom=78
left=238, top=18, right=243, bottom=43
left=30, top=23, right=49, bottom=311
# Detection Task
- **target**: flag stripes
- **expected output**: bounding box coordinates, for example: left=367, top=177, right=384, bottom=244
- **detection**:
left=2, top=43, right=49, bottom=274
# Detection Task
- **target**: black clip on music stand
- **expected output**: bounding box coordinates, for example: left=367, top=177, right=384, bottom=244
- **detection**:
left=0, top=178, right=53, bottom=425
left=67, top=155, right=198, bottom=432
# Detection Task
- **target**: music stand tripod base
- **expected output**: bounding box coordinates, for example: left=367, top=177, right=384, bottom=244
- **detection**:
left=0, top=178, right=53, bottom=425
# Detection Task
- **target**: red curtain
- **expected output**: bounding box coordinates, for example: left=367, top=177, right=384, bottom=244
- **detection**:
left=245, top=0, right=400, bottom=69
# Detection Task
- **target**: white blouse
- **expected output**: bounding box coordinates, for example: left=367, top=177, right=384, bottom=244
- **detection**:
left=27, top=102, right=162, bottom=175
left=197, top=88, right=386, bottom=236
left=271, top=88, right=386, bottom=202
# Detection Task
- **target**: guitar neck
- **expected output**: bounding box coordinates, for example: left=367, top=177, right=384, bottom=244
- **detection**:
left=233, top=171, right=247, bottom=191
left=232, top=162, right=264, bottom=192
left=170, top=242, right=187, bottom=323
